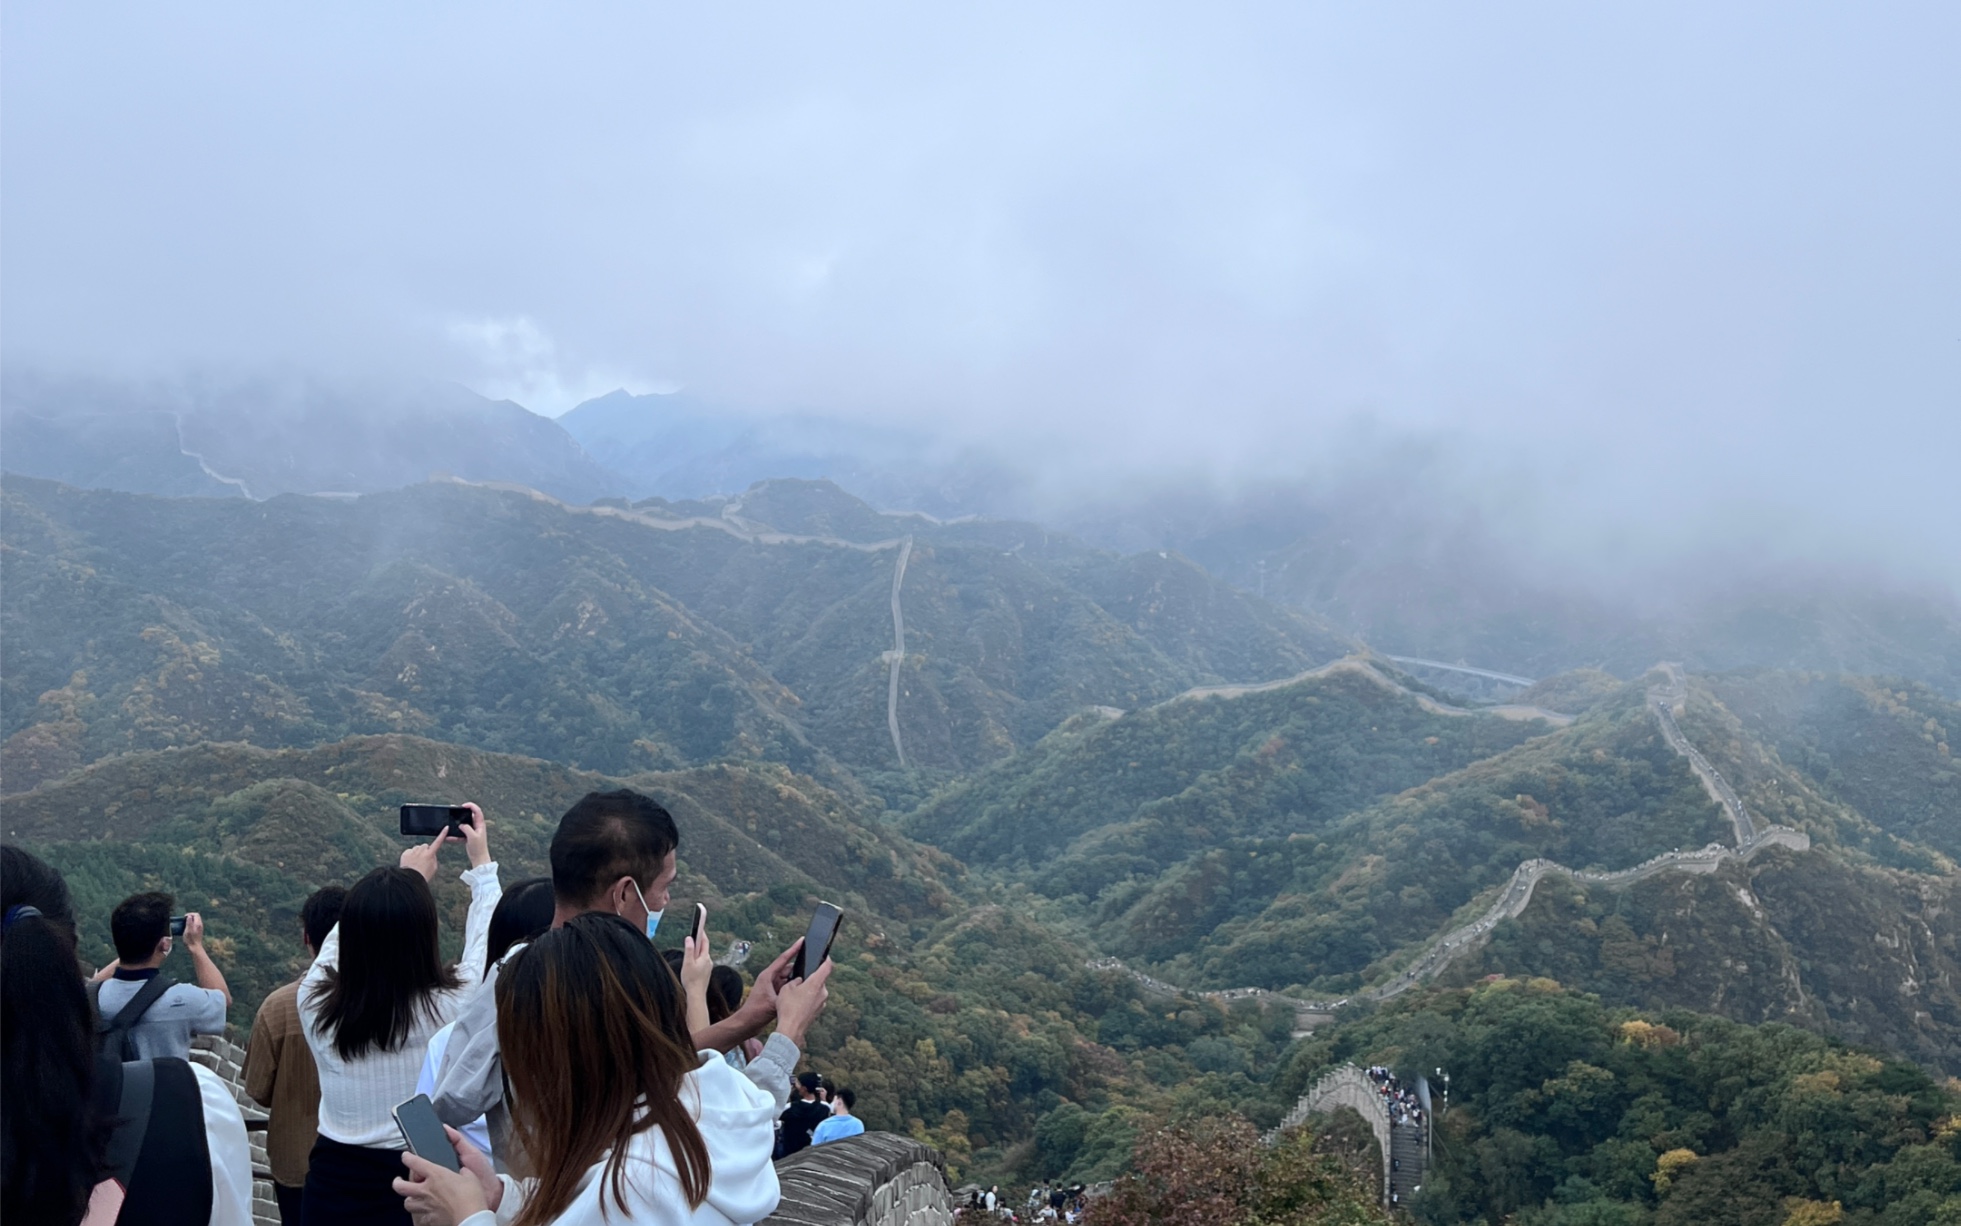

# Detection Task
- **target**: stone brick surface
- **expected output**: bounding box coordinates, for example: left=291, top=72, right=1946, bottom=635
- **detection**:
left=766, top=1134, right=952, bottom=1226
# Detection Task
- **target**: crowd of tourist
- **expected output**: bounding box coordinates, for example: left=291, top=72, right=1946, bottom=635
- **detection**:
left=1, top=788, right=845, bottom=1226
left=1365, top=1064, right=1425, bottom=1129
left=950, top=1181, right=1090, bottom=1224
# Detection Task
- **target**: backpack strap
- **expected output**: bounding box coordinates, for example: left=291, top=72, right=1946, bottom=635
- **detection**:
left=119, top=1058, right=213, bottom=1226
left=98, top=1057, right=156, bottom=1187
left=97, top=974, right=175, bottom=1059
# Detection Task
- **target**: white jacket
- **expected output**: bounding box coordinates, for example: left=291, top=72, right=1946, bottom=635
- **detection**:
left=460, top=1051, right=783, bottom=1226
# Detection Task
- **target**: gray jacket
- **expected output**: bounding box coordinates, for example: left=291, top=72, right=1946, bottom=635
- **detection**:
left=432, top=943, right=800, bottom=1172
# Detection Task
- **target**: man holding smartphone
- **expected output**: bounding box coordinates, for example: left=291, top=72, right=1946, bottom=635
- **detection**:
left=434, top=788, right=830, bottom=1171
left=90, top=891, right=232, bottom=1061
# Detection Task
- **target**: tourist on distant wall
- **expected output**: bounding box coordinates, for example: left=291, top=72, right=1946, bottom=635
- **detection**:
left=2, top=845, right=254, bottom=1226
left=393, top=912, right=832, bottom=1226
left=245, top=884, right=347, bottom=1226
left=300, top=806, right=501, bottom=1226
left=776, top=1072, right=831, bottom=1158
left=811, top=1088, right=865, bottom=1147
left=434, top=790, right=814, bottom=1171
left=89, top=889, right=233, bottom=1061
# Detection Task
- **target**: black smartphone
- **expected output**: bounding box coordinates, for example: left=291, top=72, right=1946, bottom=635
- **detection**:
left=393, top=1093, right=461, bottom=1172
left=692, top=903, right=707, bottom=944
left=791, top=901, right=843, bottom=980
left=169, top=916, right=187, bottom=937
left=400, top=804, right=471, bottom=838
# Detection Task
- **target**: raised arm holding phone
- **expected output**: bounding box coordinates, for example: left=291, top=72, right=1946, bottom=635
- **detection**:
left=395, top=913, right=835, bottom=1226
left=433, top=790, right=837, bottom=1174
left=299, top=802, right=500, bottom=1226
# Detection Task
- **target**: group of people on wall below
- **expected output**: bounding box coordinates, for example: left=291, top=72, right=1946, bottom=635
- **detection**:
left=1365, top=1064, right=1425, bottom=1129
left=1, top=788, right=843, bottom=1226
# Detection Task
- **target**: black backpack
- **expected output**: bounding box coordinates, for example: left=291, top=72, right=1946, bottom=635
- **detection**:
left=88, top=975, right=175, bottom=1062
left=92, top=1055, right=215, bottom=1226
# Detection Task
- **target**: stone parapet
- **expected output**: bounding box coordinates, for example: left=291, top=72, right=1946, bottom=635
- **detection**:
left=191, top=1032, right=280, bottom=1226
left=765, top=1133, right=952, bottom=1226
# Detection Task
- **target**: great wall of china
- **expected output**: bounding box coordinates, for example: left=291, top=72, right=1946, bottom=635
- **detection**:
left=1092, top=663, right=1813, bottom=1209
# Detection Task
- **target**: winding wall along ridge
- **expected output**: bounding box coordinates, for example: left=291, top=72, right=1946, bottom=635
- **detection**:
left=1093, top=665, right=1809, bottom=1023
left=886, top=536, right=913, bottom=768
left=1157, top=656, right=1576, bottom=726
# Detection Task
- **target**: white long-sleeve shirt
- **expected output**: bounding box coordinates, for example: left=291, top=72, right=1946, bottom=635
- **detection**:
left=458, top=1050, right=782, bottom=1226
left=300, top=861, right=501, bottom=1146
left=435, top=941, right=799, bottom=1173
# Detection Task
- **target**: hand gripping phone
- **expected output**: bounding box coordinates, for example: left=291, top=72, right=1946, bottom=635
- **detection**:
left=393, top=1093, right=461, bottom=1172
left=400, top=804, right=471, bottom=839
left=791, top=902, right=843, bottom=980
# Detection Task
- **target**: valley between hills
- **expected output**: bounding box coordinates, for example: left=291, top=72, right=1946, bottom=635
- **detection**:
left=5, top=471, right=1961, bottom=1217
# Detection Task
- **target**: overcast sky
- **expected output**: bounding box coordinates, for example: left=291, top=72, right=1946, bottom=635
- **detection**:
left=4, top=3, right=1957, bottom=581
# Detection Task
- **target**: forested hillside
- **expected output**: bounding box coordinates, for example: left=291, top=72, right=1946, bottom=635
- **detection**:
left=4, top=731, right=1310, bottom=1183
left=0, top=475, right=1350, bottom=787
left=1283, top=977, right=1961, bottom=1224
left=5, top=470, right=1960, bottom=1204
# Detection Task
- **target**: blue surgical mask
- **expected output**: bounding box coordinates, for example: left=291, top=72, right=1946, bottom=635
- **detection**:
left=629, top=879, right=663, bottom=940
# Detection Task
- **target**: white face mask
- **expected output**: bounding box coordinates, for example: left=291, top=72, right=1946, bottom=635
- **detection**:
left=628, top=879, right=662, bottom=941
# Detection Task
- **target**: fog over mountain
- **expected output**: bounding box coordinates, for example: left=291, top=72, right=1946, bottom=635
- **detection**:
left=12, top=12, right=1961, bottom=1212
left=4, top=1, right=1957, bottom=596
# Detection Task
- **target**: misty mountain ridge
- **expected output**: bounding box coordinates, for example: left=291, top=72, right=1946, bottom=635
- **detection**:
left=5, top=369, right=1957, bottom=700
left=0, top=473, right=1355, bottom=793
left=8, top=463, right=1961, bottom=1185
left=0, top=370, right=626, bottom=504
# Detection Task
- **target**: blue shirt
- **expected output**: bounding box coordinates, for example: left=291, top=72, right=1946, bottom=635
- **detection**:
left=810, top=1113, right=865, bottom=1145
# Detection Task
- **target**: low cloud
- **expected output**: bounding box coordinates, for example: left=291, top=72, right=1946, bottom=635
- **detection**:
left=3, top=1, right=1955, bottom=586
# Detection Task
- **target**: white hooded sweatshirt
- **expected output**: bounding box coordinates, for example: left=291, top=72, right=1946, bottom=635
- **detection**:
left=459, top=1051, right=783, bottom=1226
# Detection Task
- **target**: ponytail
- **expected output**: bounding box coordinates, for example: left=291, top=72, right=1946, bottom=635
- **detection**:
left=2, top=845, right=105, bottom=1226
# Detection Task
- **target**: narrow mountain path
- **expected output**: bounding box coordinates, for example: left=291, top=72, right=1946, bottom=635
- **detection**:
left=1093, top=664, right=1808, bottom=1023
left=886, top=536, right=914, bottom=768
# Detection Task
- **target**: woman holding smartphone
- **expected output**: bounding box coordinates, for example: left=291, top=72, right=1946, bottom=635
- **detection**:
left=302, top=805, right=500, bottom=1226
left=393, top=912, right=832, bottom=1226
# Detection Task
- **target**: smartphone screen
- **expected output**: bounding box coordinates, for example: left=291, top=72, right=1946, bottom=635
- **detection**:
left=393, top=1094, right=461, bottom=1172
left=400, top=804, right=471, bottom=838
left=169, top=916, right=187, bottom=937
left=692, top=904, right=706, bottom=943
left=791, top=902, right=843, bottom=980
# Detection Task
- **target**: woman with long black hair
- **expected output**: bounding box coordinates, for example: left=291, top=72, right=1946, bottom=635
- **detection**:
left=394, top=912, right=833, bottom=1226
left=301, top=805, right=500, bottom=1226
left=1, top=844, right=252, bottom=1226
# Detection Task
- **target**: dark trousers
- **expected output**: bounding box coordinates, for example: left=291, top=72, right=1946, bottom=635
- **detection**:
left=274, top=1181, right=305, bottom=1226
left=301, top=1135, right=411, bottom=1226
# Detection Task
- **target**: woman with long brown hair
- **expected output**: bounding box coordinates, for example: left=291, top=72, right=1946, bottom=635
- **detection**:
left=394, top=912, right=833, bottom=1226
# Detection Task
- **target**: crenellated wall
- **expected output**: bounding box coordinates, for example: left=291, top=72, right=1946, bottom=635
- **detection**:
left=764, top=1133, right=953, bottom=1226
left=189, top=1033, right=281, bottom=1226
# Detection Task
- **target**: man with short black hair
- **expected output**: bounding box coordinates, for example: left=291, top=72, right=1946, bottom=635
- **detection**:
left=810, top=1087, right=864, bottom=1146
left=435, top=788, right=827, bottom=1168
left=244, top=885, right=346, bottom=1226
left=92, top=891, right=232, bottom=1061
left=778, top=1070, right=831, bottom=1158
